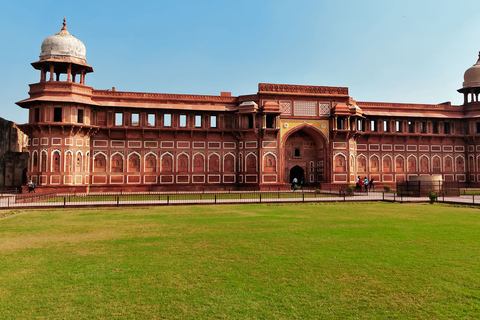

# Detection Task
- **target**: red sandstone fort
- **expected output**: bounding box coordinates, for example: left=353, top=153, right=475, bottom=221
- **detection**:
left=15, top=20, right=480, bottom=192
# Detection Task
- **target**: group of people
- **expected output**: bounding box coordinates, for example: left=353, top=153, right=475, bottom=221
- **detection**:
left=356, top=176, right=375, bottom=192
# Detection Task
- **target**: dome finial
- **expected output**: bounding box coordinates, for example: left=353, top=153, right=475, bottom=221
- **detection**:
left=62, top=17, right=67, bottom=31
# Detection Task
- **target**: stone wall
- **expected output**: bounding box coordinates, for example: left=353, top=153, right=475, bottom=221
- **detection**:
left=0, top=117, right=28, bottom=189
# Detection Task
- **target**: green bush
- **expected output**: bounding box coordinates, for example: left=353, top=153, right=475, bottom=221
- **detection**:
left=293, top=184, right=301, bottom=190
left=428, top=191, right=437, bottom=204
left=383, top=185, right=391, bottom=192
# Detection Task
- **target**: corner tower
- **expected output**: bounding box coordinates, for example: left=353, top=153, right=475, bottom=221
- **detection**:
left=17, top=19, right=97, bottom=191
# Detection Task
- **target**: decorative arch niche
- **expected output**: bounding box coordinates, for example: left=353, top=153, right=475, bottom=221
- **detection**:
left=144, top=152, right=157, bottom=173
left=128, top=152, right=141, bottom=172
left=94, top=153, right=107, bottom=172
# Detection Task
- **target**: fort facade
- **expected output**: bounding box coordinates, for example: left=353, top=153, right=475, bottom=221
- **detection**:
left=17, top=20, right=480, bottom=191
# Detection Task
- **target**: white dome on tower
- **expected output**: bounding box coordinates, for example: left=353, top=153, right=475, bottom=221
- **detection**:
left=463, top=52, right=480, bottom=89
left=39, top=18, right=87, bottom=65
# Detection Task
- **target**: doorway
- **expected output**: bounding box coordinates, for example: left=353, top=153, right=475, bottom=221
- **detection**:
left=290, top=166, right=305, bottom=185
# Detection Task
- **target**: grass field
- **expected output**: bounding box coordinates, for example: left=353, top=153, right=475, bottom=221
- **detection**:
left=1, top=202, right=479, bottom=319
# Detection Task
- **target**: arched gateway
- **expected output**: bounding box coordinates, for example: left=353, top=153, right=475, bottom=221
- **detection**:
left=281, top=125, right=327, bottom=186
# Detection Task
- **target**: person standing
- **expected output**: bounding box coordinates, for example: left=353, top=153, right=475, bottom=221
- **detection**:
left=364, top=177, right=369, bottom=192
left=358, top=177, right=363, bottom=191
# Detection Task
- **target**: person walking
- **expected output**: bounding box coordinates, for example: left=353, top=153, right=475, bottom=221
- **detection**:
left=364, top=177, right=369, bottom=192
left=358, top=177, right=363, bottom=192
left=369, top=178, right=375, bottom=191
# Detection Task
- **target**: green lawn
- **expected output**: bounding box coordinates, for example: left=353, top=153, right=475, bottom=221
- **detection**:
left=1, top=203, right=479, bottom=319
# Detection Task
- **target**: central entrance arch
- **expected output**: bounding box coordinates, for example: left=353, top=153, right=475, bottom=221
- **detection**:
left=282, top=124, right=328, bottom=186
left=289, top=165, right=304, bottom=184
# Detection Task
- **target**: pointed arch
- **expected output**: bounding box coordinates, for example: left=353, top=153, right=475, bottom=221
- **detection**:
left=111, top=152, right=124, bottom=172
left=40, top=149, right=48, bottom=172
left=75, top=150, right=83, bottom=172
left=369, top=154, right=380, bottom=173
left=407, top=155, right=417, bottom=172
left=193, top=152, right=205, bottom=173
left=127, top=151, right=141, bottom=172
left=32, top=150, right=39, bottom=172
left=444, top=155, right=453, bottom=172
left=144, top=152, right=157, bottom=173
left=51, top=149, right=61, bottom=173
left=161, top=152, right=174, bottom=173
left=395, top=154, right=405, bottom=172
left=432, top=155, right=441, bottom=173
left=245, top=152, right=258, bottom=173
left=356, top=154, right=367, bottom=173
left=382, top=154, right=393, bottom=172
left=334, top=153, right=347, bottom=172
left=93, top=152, right=107, bottom=172
left=208, top=152, right=220, bottom=173
left=177, top=152, right=190, bottom=173
left=224, top=152, right=235, bottom=173
left=419, top=155, right=429, bottom=172
left=65, top=150, right=73, bottom=173
left=263, top=152, right=277, bottom=172
left=455, top=155, right=465, bottom=172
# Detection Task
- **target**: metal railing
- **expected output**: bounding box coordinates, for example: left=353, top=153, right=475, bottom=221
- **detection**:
left=0, top=188, right=477, bottom=209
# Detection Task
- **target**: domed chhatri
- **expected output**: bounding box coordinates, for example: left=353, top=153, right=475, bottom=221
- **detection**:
left=463, top=52, right=480, bottom=89
left=39, top=18, right=87, bottom=65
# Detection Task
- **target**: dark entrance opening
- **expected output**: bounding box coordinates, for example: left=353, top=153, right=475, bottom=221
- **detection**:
left=290, top=165, right=304, bottom=185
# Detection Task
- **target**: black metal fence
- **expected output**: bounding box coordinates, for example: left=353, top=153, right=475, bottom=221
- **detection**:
left=396, top=181, right=460, bottom=197
left=1, top=186, right=478, bottom=209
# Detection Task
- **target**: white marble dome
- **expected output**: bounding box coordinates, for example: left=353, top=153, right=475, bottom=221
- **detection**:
left=39, top=19, right=87, bottom=65
left=463, top=53, right=480, bottom=89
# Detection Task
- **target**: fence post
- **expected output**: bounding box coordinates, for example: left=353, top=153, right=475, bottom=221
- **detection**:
left=260, top=194, right=262, bottom=203
left=167, top=195, right=170, bottom=205
left=343, top=192, right=346, bottom=202
left=64, top=196, right=66, bottom=208
left=394, top=193, right=396, bottom=202
left=7, top=197, right=9, bottom=208
left=303, top=193, right=305, bottom=203
left=215, top=194, right=217, bottom=204
left=473, top=194, right=475, bottom=205
left=117, top=196, right=119, bottom=207
left=382, top=192, right=384, bottom=201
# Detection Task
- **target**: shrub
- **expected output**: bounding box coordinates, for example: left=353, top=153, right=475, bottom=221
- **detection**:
left=428, top=191, right=437, bottom=204
left=383, top=185, right=391, bottom=192
left=293, top=184, right=301, bottom=191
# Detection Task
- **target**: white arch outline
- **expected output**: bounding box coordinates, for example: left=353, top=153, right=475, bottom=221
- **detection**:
left=75, top=150, right=84, bottom=173
left=382, top=154, right=393, bottom=172
left=93, top=152, right=108, bottom=172
left=443, top=155, right=453, bottom=172
left=369, top=153, right=380, bottom=172
left=160, top=152, right=174, bottom=172
left=40, top=149, right=48, bottom=172
left=144, top=151, right=158, bottom=172
left=192, top=152, right=205, bottom=172
left=455, top=155, right=465, bottom=172
left=177, top=152, right=190, bottom=173
left=356, top=153, right=367, bottom=172
left=110, top=151, right=125, bottom=172
left=407, top=154, right=418, bottom=172
left=64, top=150, right=74, bottom=173
left=31, top=149, right=39, bottom=172
left=51, top=149, right=61, bottom=173
left=419, top=154, right=429, bottom=172
left=245, top=152, right=258, bottom=172
left=208, top=152, right=221, bottom=173
left=262, top=152, right=277, bottom=172
left=431, top=154, right=441, bottom=173
left=127, top=151, right=142, bottom=172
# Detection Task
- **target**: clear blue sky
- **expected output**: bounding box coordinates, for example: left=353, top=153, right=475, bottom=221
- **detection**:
left=1, top=0, right=480, bottom=124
